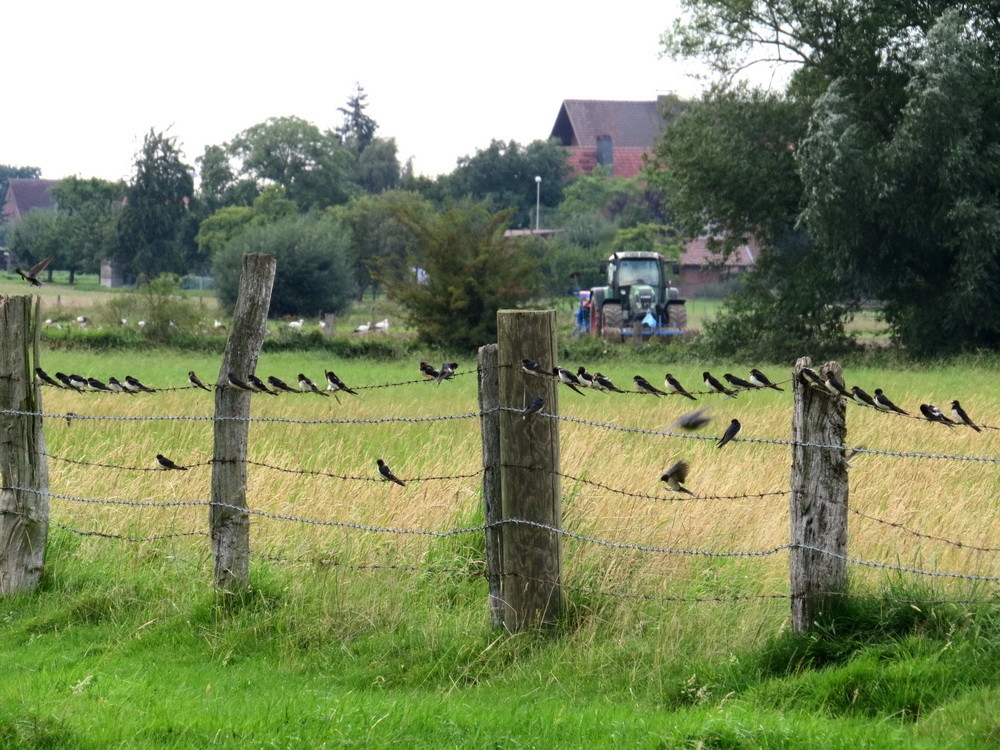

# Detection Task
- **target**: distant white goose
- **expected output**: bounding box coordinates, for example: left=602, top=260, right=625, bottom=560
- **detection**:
left=353, top=321, right=372, bottom=334
left=288, top=318, right=305, bottom=329
left=374, top=318, right=390, bottom=333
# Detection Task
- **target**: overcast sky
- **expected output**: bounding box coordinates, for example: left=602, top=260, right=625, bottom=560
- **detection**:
left=5, top=1, right=716, bottom=183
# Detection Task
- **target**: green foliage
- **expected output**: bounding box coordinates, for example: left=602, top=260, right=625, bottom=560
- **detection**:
left=99, top=274, right=202, bottom=344
left=353, top=137, right=402, bottom=194
left=195, top=185, right=297, bottom=259
left=337, top=82, right=378, bottom=155
left=213, top=213, right=354, bottom=317
left=114, top=129, right=196, bottom=278
left=445, top=139, right=571, bottom=228
left=383, top=202, right=538, bottom=349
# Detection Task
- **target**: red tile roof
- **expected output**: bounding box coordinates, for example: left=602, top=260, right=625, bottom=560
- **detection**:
left=2, top=178, right=58, bottom=222
left=680, top=237, right=759, bottom=268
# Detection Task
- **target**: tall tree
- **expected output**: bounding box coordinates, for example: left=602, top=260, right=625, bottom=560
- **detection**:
left=115, top=129, right=195, bottom=278
left=337, top=82, right=378, bottom=155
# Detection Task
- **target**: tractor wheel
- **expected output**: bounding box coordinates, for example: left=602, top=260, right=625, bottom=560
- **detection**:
left=602, top=303, right=623, bottom=343
left=668, top=303, right=687, bottom=331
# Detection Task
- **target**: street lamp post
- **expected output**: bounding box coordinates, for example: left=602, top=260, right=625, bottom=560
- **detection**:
left=534, top=175, right=542, bottom=232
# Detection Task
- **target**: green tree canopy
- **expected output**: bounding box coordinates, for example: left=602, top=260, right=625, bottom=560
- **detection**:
left=213, top=213, right=354, bottom=317
left=115, top=129, right=195, bottom=279
left=382, top=201, right=538, bottom=349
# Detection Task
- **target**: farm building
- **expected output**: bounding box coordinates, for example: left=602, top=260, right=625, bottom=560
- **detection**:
left=677, top=238, right=758, bottom=297
left=1, top=178, right=58, bottom=223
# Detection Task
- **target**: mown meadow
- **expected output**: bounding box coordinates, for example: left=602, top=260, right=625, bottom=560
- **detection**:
left=3, top=345, right=1000, bottom=748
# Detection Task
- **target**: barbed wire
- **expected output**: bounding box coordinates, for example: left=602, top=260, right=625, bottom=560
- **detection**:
left=0, top=407, right=489, bottom=425
left=50, top=519, right=209, bottom=543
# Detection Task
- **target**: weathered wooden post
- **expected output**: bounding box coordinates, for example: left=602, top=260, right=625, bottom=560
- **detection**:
left=790, top=356, right=849, bottom=631
left=211, top=254, right=276, bottom=594
left=477, top=343, right=502, bottom=628
left=322, top=313, right=336, bottom=338
left=497, top=310, right=561, bottom=630
left=0, top=296, right=50, bottom=595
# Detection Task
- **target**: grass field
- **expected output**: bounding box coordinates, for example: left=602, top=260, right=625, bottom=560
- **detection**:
left=2, top=348, right=999, bottom=747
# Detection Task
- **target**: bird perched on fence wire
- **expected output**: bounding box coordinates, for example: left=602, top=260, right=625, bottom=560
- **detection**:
left=268, top=375, right=297, bottom=394
left=724, top=373, right=755, bottom=391
left=919, top=403, right=956, bottom=427
left=34, top=367, right=63, bottom=389
left=436, top=362, right=459, bottom=385
left=873, top=388, right=908, bottom=415
left=298, top=373, right=328, bottom=396
left=522, top=397, right=544, bottom=420
left=554, top=366, right=586, bottom=395
left=664, top=373, right=696, bottom=400
left=188, top=370, right=211, bottom=391
left=634, top=375, right=667, bottom=397
left=377, top=458, right=405, bottom=486
left=419, top=361, right=440, bottom=381
left=125, top=375, right=155, bottom=393
left=716, top=418, right=742, bottom=449
left=248, top=374, right=278, bottom=395
left=749, top=368, right=783, bottom=391
left=156, top=454, right=188, bottom=471
left=703, top=371, right=737, bottom=399
left=950, top=400, right=980, bottom=432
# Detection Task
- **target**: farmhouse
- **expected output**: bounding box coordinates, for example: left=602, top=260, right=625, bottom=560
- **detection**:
left=1, top=178, right=58, bottom=223
left=678, top=238, right=757, bottom=297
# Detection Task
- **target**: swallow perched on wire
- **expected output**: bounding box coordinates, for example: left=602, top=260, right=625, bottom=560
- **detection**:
left=576, top=367, right=597, bottom=389
left=593, top=373, right=625, bottom=393
left=376, top=458, right=405, bottom=486
left=521, top=359, right=553, bottom=379
left=633, top=375, right=667, bottom=396
left=716, top=418, right=742, bottom=449
left=125, top=375, right=155, bottom=393
left=873, top=388, right=908, bottom=415
left=749, top=368, right=784, bottom=391
left=107, top=377, right=133, bottom=394
left=798, top=366, right=826, bottom=389
left=188, top=370, right=211, bottom=391
left=226, top=373, right=254, bottom=391
left=554, top=366, right=586, bottom=395
left=723, top=373, right=755, bottom=390
left=55, top=372, right=82, bottom=392
left=436, top=362, right=458, bottom=385
left=660, top=460, right=693, bottom=495
left=823, top=369, right=851, bottom=398
left=34, top=367, right=64, bottom=389
left=156, top=453, right=188, bottom=471
left=703, top=372, right=737, bottom=399
left=522, top=397, right=544, bottom=420
left=86, top=377, right=113, bottom=392
left=850, top=385, right=878, bottom=408
left=15, top=256, right=52, bottom=287
left=419, top=361, right=440, bottom=381
left=268, top=375, right=298, bottom=394
left=664, top=407, right=712, bottom=432
left=248, top=374, right=278, bottom=395
left=950, top=400, right=980, bottom=432
left=298, top=373, right=328, bottom=396
left=919, top=403, right=956, bottom=427
left=325, top=371, right=358, bottom=395
left=665, top=373, right=697, bottom=400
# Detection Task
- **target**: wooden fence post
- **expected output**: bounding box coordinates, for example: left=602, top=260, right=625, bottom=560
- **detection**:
left=497, top=309, right=561, bottom=630
left=477, top=343, right=502, bottom=628
left=0, top=296, right=50, bottom=595
left=322, top=313, right=336, bottom=338
left=790, top=356, right=849, bottom=632
left=211, top=254, right=276, bottom=594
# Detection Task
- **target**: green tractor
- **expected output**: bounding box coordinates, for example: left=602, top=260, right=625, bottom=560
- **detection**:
left=583, top=251, right=687, bottom=343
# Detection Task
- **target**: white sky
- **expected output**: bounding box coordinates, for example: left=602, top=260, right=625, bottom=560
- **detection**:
left=4, top=1, right=717, bottom=183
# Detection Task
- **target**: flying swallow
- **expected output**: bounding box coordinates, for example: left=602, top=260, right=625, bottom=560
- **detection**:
left=522, top=397, right=544, bottom=419
left=55, top=372, right=82, bottom=392
left=873, top=388, right=908, bottom=415
left=660, top=460, right=693, bottom=494
left=593, top=373, right=625, bottom=393
left=248, top=374, right=278, bottom=395
left=87, top=377, right=113, bottom=392
left=723, top=373, right=755, bottom=390
left=125, top=375, right=155, bottom=393
left=227, top=373, right=254, bottom=391
left=633, top=375, right=667, bottom=396
left=664, top=407, right=712, bottom=432
left=68, top=374, right=89, bottom=390
left=749, top=368, right=784, bottom=391
left=850, top=385, right=878, bottom=408
left=716, top=418, right=742, bottom=449
left=325, top=371, right=358, bottom=395
left=521, top=359, right=553, bottom=378
left=297, top=373, right=328, bottom=396
left=14, top=256, right=52, bottom=287
left=664, top=373, right=697, bottom=400
left=34, top=367, right=64, bottom=389
left=188, top=370, right=211, bottom=391
left=823, top=369, right=851, bottom=398
left=576, top=367, right=597, bottom=389
left=419, top=361, right=440, bottom=380
left=107, top=377, right=133, bottom=394
left=376, top=458, right=405, bottom=486
left=436, top=362, right=459, bottom=385
left=919, top=403, right=956, bottom=427
left=156, top=453, right=188, bottom=471
left=798, top=367, right=826, bottom=389
left=267, top=375, right=298, bottom=394
left=554, top=367, right=586, bottom=395
left=703, top=372, right=737, bottom=398
left=950, top=400, right=980, bottom=432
